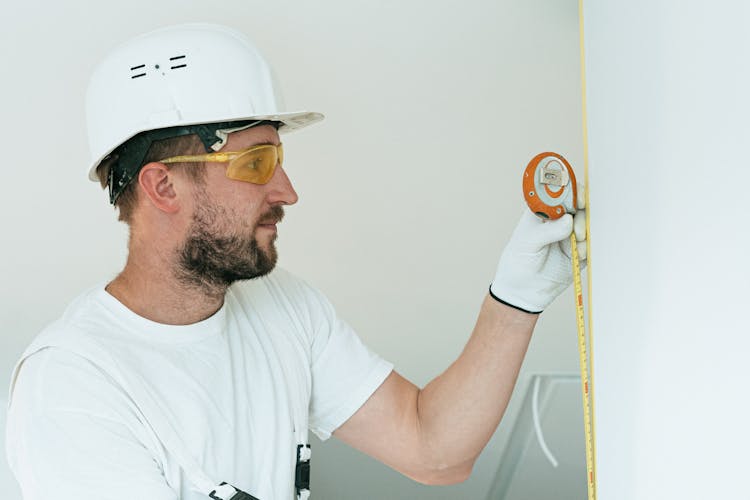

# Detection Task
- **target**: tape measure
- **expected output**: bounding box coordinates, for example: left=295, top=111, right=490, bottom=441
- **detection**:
left=523, top=152, right=597, bottom=500
left=523, top=152, right=579, bottom=219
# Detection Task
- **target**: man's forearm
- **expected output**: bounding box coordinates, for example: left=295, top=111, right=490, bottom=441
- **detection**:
left=415, top=294, right=537, bottom=477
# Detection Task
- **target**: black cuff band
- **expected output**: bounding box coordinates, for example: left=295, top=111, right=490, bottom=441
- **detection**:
left=488, top=285, right=542, bottom=315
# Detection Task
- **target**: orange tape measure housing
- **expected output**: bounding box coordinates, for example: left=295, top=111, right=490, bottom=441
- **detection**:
left=523, top=152, right=578, bottom=220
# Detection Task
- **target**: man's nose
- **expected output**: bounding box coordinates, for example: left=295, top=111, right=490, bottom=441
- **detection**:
left=265, top=164, right=299, bottom=206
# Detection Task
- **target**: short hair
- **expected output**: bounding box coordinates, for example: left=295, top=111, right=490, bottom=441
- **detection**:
left=96, top=134, right=206, bottom=224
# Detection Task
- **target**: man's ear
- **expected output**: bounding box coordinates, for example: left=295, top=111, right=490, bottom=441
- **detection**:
left=138, top=162, right=181, bottom=214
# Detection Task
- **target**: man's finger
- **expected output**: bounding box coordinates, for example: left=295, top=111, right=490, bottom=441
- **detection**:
left=574, top=209, right=586, bottom=241
left=577, top=182, right=586, bottom=210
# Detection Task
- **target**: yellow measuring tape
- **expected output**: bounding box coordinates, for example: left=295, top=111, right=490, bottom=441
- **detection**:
left=571, top=232, right=595, bottom=499
left=522, top=2, right=596, bottom=496
left=578, top=0, right=597, bottom=499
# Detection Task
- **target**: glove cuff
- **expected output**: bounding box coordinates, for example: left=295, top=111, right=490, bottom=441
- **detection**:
left=488, top=285, right=542, bottom=315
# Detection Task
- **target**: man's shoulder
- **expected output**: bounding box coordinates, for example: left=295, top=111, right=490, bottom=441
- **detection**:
left=30, top=283, right=111, bottom=347
left=9, top=284, right=124, bottom=403
left=8, top=329, right=128, bottom=422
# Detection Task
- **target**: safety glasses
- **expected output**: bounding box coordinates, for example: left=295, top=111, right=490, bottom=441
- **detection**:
left=159, top=143, right=284, bottom=184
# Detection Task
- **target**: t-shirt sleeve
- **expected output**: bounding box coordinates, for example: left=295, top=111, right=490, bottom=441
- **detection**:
left=297, top=281, right=394, bottom=440
left=6, top=348, right=178, bottom=500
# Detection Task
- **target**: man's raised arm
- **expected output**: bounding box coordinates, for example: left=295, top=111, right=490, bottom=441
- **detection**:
left=334, top=201, right=586, bottom=484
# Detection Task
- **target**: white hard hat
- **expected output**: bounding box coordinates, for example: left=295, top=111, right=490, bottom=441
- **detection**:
left=85, top=23, right=324, bottom=188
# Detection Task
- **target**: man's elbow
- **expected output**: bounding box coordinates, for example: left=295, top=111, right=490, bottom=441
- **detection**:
left=408, top=459, right=475, bottom=486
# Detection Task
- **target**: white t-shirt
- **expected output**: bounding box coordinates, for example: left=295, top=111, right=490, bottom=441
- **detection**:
left=5, top=268, right=393, bottom=500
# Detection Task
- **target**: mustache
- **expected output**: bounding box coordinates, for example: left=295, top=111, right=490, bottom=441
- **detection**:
left=257, top=205, right=285, bottom=225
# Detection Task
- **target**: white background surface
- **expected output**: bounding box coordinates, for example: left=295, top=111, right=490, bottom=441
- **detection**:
left=584, top=1, right=750, bottom=498
left=0, top=0, right=585, bottom=498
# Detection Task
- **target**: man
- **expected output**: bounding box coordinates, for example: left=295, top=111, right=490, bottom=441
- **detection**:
left=5, top=24, right=585, bottom=500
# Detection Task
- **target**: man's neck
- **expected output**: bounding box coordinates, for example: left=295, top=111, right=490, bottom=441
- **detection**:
left=105, top=258, right=226, bottom=326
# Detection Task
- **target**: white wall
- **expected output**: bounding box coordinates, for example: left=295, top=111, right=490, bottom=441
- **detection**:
left=583, top=1, right=750, bottom=498
left=0, top=1, right=583, bottom=498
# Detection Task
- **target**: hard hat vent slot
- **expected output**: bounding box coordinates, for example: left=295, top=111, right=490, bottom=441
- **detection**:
left=130, top=64, right=146, bottom=79
left=169, top=55, right=187, bottom=70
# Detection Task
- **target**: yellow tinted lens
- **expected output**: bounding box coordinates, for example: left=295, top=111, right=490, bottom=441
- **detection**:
left=225, top=145, right=280, bottom=184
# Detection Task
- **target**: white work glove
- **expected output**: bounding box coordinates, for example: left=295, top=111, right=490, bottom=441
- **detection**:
left=490, top=189, right=587, bottom=314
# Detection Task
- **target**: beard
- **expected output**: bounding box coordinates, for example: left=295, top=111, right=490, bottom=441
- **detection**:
left=175, top=199, right=284, bottom=297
